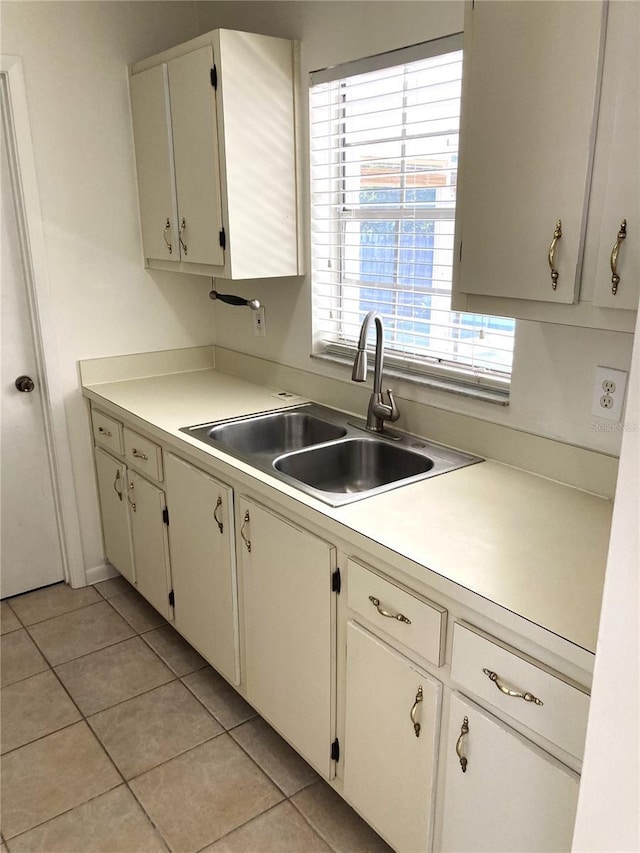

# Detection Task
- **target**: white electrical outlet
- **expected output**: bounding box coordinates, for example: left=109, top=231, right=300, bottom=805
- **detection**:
left=591, top=366, right=628, bottom=422
left=253, top=306, right=266, bottom=338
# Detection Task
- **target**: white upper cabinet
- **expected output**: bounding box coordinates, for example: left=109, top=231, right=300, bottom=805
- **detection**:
left=452, top=0, right=637, bottom=331
left=129, top=64, right=179, bottom=264
left=168, top=46, right=225, bottom=267
left=587, top=0, right=639, bottom=312
left=129, top=29, right=301, bottom=280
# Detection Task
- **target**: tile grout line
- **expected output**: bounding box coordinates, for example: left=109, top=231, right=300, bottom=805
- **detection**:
left=3, top=584, right=357, bottom=853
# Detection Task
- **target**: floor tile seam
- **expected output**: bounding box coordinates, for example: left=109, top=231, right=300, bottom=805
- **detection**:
left=226, top=724, right=318, bottom=801
left=1, top=778, right=124, bottom=843
left=102, top=728, right=228, bottom=785
left=47, top=630, right=166, bottom=670
left=103, top=592, right=169, bottom=636
left=78, top=671, right=180, bottom=720
left=120, top=776, right=176, bottom=853
left=0, top=624, right=25, bottom=636
left=124, top=730, right=245, bottom=788
left=0, top=715, right=83, bottom=759
left=288, top=792, right=345, bottom=853
left=9, top=596, right=104, bottom=629
left=139, top=629, right=209, bottom=677
left=0, top=662, right=51, bottom=690
left=0, top=715, right=126, bottom=782
left=177, top=674, right=257, bottom=733
left=119, top=731, right=284, bottom=853
left=191, top=798, right=308, bottom=853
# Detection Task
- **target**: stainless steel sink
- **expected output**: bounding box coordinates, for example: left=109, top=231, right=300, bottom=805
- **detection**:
left=181, top=403, right=482, bottom=506
left=274, top=438, right=434, bottom=495
left=201, top=409, right=346, bottom=455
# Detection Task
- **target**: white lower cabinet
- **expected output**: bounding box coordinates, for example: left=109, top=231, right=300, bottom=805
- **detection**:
left=238, top=497, right=336, bottom=778
left=164, top=453, right=239, bottom=684
left=438, top=692, right=580, bottom=853
left=94, top=447, right=135, bottom=585
left=344, top=621, right=442, bottom=853
left=127, top=470, right=173, bottom=620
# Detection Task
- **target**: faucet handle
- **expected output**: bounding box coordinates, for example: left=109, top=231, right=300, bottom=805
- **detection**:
left=385, top=389, right=400, bottom=422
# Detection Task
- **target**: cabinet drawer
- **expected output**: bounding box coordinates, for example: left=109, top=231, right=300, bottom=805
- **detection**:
left=450, top=622, right=590, bottom=760
left=92, top=410, right=124, bottom=455
left=347, top=559, right=446, bottom=667
left=124, top=428, right=163, bottom=482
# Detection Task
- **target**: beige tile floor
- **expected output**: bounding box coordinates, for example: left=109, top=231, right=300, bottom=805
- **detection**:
left=0, top=580, right=392, bottom=853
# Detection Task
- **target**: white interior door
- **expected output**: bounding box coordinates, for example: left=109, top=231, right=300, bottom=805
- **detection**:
left=1, top=116, right=64, bottom=598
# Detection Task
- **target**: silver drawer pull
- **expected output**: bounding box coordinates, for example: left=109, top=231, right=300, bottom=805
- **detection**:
left=213, top=496, right=224, bottom=534
left=456, top=716, right=469, bottom=773
left=127, top=480, right=136, bottom=513
left=548, top=219, right=562, bottom=290
left=482, top=668, right=544, bottom=706
left=113, top=469, right=123, bottom=501
left=163, top=218, right=173, bottom=255
left=98, top=426, right=112, bottom=437
left=132, top=449, right=149, bottom=461
left=610, top=219, right=627, bottom=295
left=410, top=685, right=423, bottom=737
left=240, top=510, right=251, bottom=552
left=368, top=595, right=411, bottom=624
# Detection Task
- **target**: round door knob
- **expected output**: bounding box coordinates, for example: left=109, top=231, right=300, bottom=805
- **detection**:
left=15, top=375, right=35, bottom=392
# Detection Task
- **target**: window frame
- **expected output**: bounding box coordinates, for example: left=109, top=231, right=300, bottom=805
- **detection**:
left=309, top=35, right=515, bottom=398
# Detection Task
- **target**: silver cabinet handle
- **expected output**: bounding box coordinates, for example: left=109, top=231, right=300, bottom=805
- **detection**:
left=410, top=685, right=423, bottom=737
left=548, top=219, right=562, bottom=290
left=179, top=217, right=188, bottom=256
left=127, top=479, right=136, bottom=513
left=610, top=219, right=627, bottom=295
left=368, top=595, right=411, bottom=624
left=163, top=218, right=172, bottom=255
left=113, top=469, right=123, bottom=501
left=482, top=668, right=543, bottom=705
left=98, top=426, right=112, bottom=438
left=132, top=449, right=149, bottom=461
left=213, top=496, right=224, bottom=534
left=456, top=716, right=469, bottom=773
left=240, top=510, right=251, bottom=552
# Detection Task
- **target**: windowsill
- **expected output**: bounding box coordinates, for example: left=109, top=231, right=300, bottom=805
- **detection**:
left=310, top=351, right=510, bottom=406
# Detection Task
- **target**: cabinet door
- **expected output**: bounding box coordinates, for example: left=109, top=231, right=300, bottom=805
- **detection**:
left=344, top=622, right=441, bottom=853
left=164, top=454, right=238, bottom=684
left=168, top=45, right=225, bottom=266
left=239, top=498, right=336, bottom=778
left=438, top=693, right=579, bottom=853
left=94, top=448, right=135, bottom=585
left=591, top=0, right=639, bottom=311
left=454, top=1, right=604, bottom=306
left=130, top=63, right=180, bottom=262
left=128, top=470, right=173, bottom=620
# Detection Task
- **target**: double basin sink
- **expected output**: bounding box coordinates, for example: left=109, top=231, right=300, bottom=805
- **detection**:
left=181, top=403, right=482, bottom=507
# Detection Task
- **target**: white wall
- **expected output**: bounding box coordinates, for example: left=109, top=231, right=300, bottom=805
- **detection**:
left=572, top=310, right=640, bottom=852
left=1, top=1, right=215, bottom=575
left=197, top=0, right=635, bottom=457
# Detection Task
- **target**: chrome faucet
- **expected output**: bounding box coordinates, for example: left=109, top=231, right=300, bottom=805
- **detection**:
left=351, top=311, right=400, bottom=433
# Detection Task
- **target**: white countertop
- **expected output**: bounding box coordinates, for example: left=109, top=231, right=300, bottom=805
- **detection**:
left=82, top=365, right=612, bottom=658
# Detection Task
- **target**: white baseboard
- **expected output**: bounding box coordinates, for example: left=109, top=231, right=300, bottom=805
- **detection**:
left=84, top=562, right=119, bottom=586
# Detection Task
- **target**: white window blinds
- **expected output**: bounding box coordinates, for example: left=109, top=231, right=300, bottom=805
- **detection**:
left=310, top=37, right=515, bottom=389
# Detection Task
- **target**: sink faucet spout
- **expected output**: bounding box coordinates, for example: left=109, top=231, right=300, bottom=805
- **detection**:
left=351, top=311, right=400, bottom=432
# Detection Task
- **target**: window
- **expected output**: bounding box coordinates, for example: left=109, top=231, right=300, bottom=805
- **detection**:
left=310, top=37, right=515, bottom=392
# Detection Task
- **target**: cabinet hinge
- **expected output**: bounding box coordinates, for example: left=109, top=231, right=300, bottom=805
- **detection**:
left=162, top=507, right=169, bottom=525
left=168, top=589, right=175, bottom=607
left=331, top=738, right=340, bottom=762
left=459, top=240, right=463, bottom=263
left=332, top=567, right=341, bottom=594
left=210, top=65, right=217, bottom=89
left=219, top=227, right=226, bottom=250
